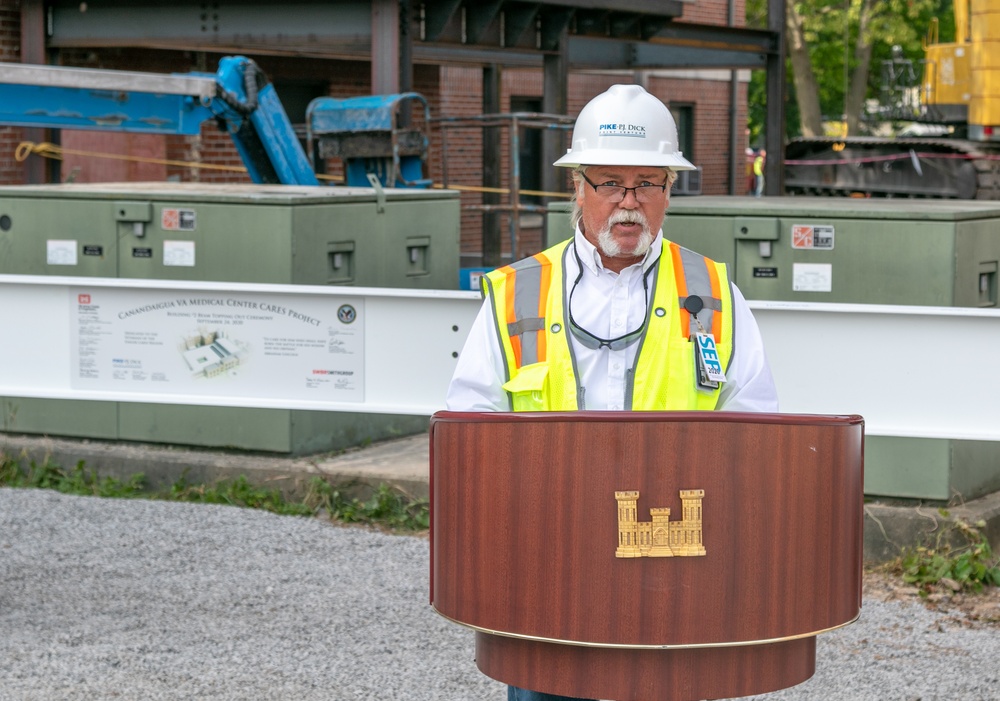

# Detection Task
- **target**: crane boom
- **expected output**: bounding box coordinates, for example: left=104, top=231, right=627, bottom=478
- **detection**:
left=0, top=56, right=318, bottom=186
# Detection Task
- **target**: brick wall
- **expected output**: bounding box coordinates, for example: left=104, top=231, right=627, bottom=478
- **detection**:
left=0, top=3, right=23, bottom=184
left=677, top=0, right=745, bottom=26
left=646, top=73, right=748, bottom=197
left=437, top=66, right=486, bottom=256
left=0, top=1, right=749, bottom=258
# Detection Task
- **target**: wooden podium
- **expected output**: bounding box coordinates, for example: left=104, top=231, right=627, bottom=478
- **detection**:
left=430, top=411, right=864, bottom=701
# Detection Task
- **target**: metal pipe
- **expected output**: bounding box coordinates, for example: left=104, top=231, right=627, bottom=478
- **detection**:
left=509, top=114, right=521, bottom=261
left=728, top=0, right=740, bottom=195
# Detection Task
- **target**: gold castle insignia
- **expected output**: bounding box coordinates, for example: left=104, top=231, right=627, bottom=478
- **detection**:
left=614, top=489, right=706, bottom=558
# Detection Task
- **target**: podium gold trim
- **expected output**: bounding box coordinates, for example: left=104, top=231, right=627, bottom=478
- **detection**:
left=433, top=609, right=862, bottom=650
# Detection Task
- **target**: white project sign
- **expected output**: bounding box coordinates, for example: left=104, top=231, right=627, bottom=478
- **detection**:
left=70, top=287, right=364, bottom=403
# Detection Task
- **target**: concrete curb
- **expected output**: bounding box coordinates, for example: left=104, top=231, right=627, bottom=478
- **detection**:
left=0, top=431, right=431, bottom=501
left=864, top=490, right=1000, bottom=563
left=4, top=430, right=1000, bottom=564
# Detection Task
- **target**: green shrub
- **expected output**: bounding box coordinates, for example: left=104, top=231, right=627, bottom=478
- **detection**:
left=0, top=453, right=428, bottom=532
left=896, top=517, right=1000, bottom=595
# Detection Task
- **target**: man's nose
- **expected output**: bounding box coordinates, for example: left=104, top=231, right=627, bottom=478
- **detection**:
left=619, top=188, right=641, bottom=207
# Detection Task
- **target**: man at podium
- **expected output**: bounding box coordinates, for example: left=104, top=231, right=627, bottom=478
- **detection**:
left=447, top=84, right=778, bottom=700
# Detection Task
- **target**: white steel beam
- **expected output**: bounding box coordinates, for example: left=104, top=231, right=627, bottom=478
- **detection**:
left=2, top=276, right=998, bottom=442
left=750, top=300, right=1000, bottom=441
left=0, top=275, right=479, bottom=416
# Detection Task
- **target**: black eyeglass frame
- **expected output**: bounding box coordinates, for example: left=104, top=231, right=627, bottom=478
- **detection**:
left=566, top=243, right=657, bottom=351
left=579, top=171, right=669, bottom=203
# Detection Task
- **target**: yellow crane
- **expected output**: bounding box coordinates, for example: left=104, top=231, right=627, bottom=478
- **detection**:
left=785, top=0, right=1000, bottom=199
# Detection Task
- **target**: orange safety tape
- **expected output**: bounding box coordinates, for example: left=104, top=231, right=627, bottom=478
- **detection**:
left=13, top=141, right=343, bottom=181
left=13, top=140, right=574, bottom=197
left=433, top=182, right=573, bottom=198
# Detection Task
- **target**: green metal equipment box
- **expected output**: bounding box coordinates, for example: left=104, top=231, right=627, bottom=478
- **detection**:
left=547, top=196, right=1000, bottom=500
left=548, top=196, right=1000, bottom=307
left=0, top=183, right=460, bottom=454
left=0, top=183, right=458, bottom=288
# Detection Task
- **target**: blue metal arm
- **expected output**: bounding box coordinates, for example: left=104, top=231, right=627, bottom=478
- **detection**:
left=210, top=56, right=318, bottom=186
left=0, top=56, right=318, bottom=186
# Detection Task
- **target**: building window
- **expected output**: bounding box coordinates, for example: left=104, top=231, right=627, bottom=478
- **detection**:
left=669, top=103, right=694, bottom=162
left=510, top=96, right=543, bottom=204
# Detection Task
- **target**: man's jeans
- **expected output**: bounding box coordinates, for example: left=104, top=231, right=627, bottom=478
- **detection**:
left=507, top=685, right=596, bottom=701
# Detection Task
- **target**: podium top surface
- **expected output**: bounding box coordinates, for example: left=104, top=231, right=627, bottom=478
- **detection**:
left=431, top=410, right=864, bottom=428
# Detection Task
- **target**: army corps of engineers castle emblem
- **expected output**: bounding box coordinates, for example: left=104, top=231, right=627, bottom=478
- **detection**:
left=614, top=489, right=706, bottom=558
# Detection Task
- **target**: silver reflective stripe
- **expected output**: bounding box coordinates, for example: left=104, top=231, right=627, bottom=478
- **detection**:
left=725, top=277, right=737, bottom=374
left=677, top=295, right=722, bottom=311
left=563, top=243, right=584, bottom=410
left=677, top=246, right=720, bottom=335
left=509, top=258, right=544, bottom=366
left=482, top=275, right=513, bottom=394
left=508, top=317, right=545, bottom=335
left=625, top=258, right=661, bottom=411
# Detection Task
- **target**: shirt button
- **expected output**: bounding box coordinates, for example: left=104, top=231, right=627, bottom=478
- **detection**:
left=614, top=319, right=623, bottom=327
left=613, top=363, right=621, bottom=370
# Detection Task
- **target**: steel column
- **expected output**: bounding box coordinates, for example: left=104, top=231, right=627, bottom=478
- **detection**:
left=764, top=0, right=786, bottom=195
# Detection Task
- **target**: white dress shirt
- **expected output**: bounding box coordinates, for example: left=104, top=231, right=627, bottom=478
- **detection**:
left=446, top=228, right=778, bottom=413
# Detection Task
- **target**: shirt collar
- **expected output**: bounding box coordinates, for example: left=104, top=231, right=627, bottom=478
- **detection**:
left=573, top=226, right=664, bottom=276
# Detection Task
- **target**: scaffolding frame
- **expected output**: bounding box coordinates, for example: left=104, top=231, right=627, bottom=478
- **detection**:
left=431, top=112, right=576, bottom=264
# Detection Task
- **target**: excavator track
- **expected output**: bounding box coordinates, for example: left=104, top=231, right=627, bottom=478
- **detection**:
left=784, top=136, right=1000, bottom=200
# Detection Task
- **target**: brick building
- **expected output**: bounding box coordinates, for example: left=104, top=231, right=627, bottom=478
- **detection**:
left=0, top=1, right=775, bottom=265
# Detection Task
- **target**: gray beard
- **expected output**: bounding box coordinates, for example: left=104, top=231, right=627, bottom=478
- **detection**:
left=596, top=211, right=654, bottom=259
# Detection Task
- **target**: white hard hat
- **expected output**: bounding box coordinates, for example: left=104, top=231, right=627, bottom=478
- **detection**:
left=554, top=84, right=696, bottom=171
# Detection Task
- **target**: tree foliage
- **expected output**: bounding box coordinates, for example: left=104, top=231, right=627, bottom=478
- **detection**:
left=746, top=0, right=955, bottom=144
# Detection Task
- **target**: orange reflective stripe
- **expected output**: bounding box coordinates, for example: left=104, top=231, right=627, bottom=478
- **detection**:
left=706, top=259, right=723, bottom=342
left=536, top=255, right=551, bottom=362
left=496, top=265, right=522, bottom=368
left=669, top=242, right=691, bottom=338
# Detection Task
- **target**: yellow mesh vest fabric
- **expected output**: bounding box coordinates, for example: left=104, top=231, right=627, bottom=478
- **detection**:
left=630, top=250, right=733, bottom=410
left=484, top=239, right=733, bottom=411
left=484, top=240, right=576, bottom=411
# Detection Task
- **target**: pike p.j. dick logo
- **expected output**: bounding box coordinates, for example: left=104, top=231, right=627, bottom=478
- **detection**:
left=614, top=489, right=706, bottom=558
left=598, top=123, right=648, bottom=139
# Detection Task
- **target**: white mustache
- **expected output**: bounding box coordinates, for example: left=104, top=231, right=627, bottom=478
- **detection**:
left=608, top=210, right=649, bottom=227
left=596, top=209, right=654, bottom=259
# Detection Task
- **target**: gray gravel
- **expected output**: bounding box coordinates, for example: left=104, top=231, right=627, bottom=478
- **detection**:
left=1, top=488, right=997, bottom=701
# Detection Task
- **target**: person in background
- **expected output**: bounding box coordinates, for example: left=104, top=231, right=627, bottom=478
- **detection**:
left=447, top=83, right=778, bottom=701
left=753, top=148, right=766, bottom=197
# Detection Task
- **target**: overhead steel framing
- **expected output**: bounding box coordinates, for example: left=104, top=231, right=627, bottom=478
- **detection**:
left=21, top=1, right=786, bottom=192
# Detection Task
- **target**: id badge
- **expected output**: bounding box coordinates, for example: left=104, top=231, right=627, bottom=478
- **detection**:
left=695, top=332, right=727, bottom=391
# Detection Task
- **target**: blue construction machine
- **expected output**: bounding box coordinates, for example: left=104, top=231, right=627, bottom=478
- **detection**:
left=0, top=56, right=430, bottom=190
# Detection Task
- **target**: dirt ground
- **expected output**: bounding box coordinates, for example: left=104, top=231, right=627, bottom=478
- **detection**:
left=863, top=567, right=1000, bottom=629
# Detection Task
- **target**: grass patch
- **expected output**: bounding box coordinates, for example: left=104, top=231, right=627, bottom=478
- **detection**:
left=886, top=514, right=1000, bottom=595
left=0, top=454, right=428, bottom=533
left=0, top=457, right=146, bottom=498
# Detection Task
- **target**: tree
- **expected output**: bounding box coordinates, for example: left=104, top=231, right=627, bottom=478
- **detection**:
left=844, top=0, right=877, bottom=135
left=747, top=0, right=951, bottom=141
left=785, top=1, right=824, bottom=137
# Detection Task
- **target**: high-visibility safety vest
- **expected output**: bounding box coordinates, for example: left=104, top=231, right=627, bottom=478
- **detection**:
left=482, top=238, right=734, bottom=411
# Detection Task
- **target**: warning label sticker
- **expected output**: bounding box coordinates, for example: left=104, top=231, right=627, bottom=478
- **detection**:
left=161, top=208, right=196, bottom=231
left=791, top=224, right=835, bottom=250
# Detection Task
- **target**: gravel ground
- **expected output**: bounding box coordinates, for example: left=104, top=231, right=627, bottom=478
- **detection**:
left=2, top=488, right=998, bottom=701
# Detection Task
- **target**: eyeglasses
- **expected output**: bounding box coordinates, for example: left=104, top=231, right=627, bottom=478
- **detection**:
left=566, top=244, right=656, bottom=351
left=580, top=172, right=668, bottom=203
